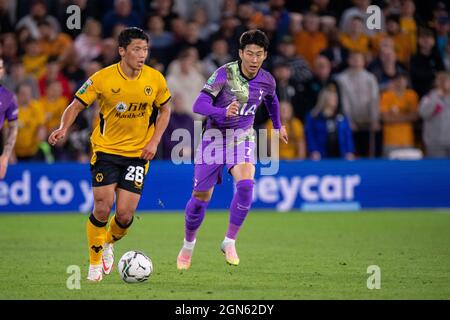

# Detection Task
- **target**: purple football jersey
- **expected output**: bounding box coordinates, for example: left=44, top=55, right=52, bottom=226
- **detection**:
left=0, top=85, right=18, bottom=129
left=201, top=61, right=280, bottom=131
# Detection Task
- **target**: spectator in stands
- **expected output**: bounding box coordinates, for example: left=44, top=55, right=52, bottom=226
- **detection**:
left=40, top=80, right=69, bottom=134
left=0, top=0, right=13, bottom=34
left=368, top=38, right=407, bottom=92
left=435, top=15, right=449, bottom=59
left=380, top=71, right=419, bottom=157
left=96, top=38, right=120, bottom=67
left=202, top=37, right=232, bottom=78
left=444, top=42, right=450, bottom=71
left=149, top=0, right=179, bottom=31
left=169, top=15, right=188, bottom=46
left=272, top=61, right=301, bottom=113
left=63, top=49, right=86, bottom=95
left=336, top=51, right=380, bottom=158
left=272, top=35, right=313, bottom=86
left=299, top=55, right=334, bottom=121
left=236, top=1, right=260, bottom=30
left=260, top=13, right=278, bottom=56
left=371, top=13, right=413, bottom=66
left=74, top=18, right=103, bottom=70
left=0, top=33, right=19, bottom=68
left=161, top=92, right=194, bottom=160
left=265, top=62, right=302, bottom=123
left=410, top=28, right=445, bottom=98
left=14, top=83, right=47, bottom=162
left=310, top=0, right=335, bottom=18
left=419, top=72, right=450, bottom=158
left=310, top=0, right=336, bottom=33
left=102, top=0, right=142, bottom=38
left=211, top=13, right=242, bottom=60
left=2, top=61, right=40, bottom=99
left=294, top=11, right=327, bottom=67
left=173, top=21, right=209, bottom=59
left=15, top=0, right=61, bottom=40
left=166, top=47, right=205, bottom=121
left=305, top=84, right=355, bottom=160
left=38, top=57, right=71, bottom=101
left=400, top=0, right=418, bottom=56
left=321, top=28, right=349, bottom=74
left=268, top=0, right=291, bottom=44
left=145, top=14, right=174, bottom=67
left=174, top=0, right=223, bottom=25
left=266, top=101, right=306, bottom=160
left=222, top=0, right=238, bottom=17
left=339, top=15, right=371, bottom=58
left=289, top=12, right=302, bottom=35
left=340, top=0, right=382, bottom=37
left=21, top=38, right=48, bottom=80
left=38, top=20, right=73, bottom=67
left=191, top=7, right=220, bottom=41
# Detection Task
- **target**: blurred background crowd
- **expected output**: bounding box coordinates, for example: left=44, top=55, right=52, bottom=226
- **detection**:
left=1, top=0, right=450, bottom=163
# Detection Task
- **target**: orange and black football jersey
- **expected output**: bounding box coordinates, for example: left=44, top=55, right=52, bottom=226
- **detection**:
left=75, top=62, right=171, bottom=163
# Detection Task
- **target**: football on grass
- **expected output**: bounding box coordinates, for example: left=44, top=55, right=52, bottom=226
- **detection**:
left=118, top=250, right=153, bottom=283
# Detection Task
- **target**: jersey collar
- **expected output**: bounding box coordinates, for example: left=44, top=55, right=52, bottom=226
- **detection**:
left=117, top=62, right=142, bottom=81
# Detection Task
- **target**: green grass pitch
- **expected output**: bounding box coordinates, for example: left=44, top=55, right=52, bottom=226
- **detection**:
left=0, top=210, right=449, bottom=300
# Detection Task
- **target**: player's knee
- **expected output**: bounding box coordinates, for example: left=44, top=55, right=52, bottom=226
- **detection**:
left=192, top=190, right=212, bottom=202
left=115, top=213, right=134, bottom=227
left=94, top=200, right=113, bottom=219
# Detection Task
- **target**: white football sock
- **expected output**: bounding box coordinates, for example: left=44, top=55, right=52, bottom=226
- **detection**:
left=183, top=238, right=196, bottom=250
left=223, top=237, right=236, bottom=245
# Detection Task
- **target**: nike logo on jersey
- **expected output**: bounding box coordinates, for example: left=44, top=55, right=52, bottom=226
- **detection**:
left=111, top=88, right=121, bottom=94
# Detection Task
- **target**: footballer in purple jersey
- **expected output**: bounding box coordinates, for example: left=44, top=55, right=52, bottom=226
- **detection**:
left=0, top=58, right=19, bottom=179
left=177, top=30, right=288, bottom=270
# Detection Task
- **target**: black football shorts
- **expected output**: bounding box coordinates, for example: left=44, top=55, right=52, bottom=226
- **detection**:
left=90, top=152, right=148, bottom=195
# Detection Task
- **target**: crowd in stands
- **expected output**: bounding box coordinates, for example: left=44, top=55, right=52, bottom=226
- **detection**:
left=1, top=0, right=450, bottom=163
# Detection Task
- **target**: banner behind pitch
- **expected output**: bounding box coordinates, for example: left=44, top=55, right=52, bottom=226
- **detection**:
left=1, top=160, right=449, bottom=213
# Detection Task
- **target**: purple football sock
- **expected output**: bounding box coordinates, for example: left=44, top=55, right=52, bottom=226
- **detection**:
left=185, top=196, right=209, bottom=242
left=227, top=179, right=254, bottom=240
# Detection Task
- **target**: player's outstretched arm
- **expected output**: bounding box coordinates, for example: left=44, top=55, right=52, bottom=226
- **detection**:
left=264, top=94, right=288, bottom=144
left=0, top=120, right=18, bottom=179
left=140, top=104, right=171, bottom=161
left=48, top=99, right=85, bottom=146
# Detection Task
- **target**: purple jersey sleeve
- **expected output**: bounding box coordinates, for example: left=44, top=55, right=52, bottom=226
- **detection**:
left=193, top=92, right=227, bottom=118
left=6, top=95, right=18, bottom=122
left=201, top=66, right=227, bottom=98
left=194, top=66, right=229, bottom=118
left=263, top=78, right=281, bottom=129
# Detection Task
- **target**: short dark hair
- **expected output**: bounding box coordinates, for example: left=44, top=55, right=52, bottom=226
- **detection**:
left=386, top=13, right=400, bottom=24
left=118, top=27, right=149, bottom=49
left=418, top=27, right=435, bottom=39
left=239, top=29, right=269, bottom=51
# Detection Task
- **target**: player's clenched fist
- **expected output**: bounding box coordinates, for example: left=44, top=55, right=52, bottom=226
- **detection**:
left=48, top=128, right=67, bottom=146
left=226, top=100, right=240, bottom=117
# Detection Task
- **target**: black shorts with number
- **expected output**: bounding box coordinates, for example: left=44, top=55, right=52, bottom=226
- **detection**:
left=90, top=152, right=148, bottom=195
